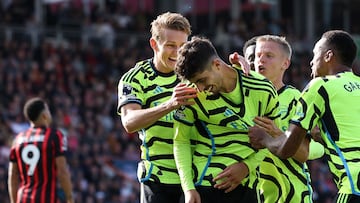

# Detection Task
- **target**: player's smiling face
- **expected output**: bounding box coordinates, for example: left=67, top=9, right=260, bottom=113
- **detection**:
left=152, top=28, right=188, bottom=73
left=189, top=61, right=222, bottom=95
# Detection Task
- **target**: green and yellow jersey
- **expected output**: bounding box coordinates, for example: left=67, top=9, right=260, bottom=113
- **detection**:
left=259, top=85, right=313, bottom=203
left=173, top=69, right=279, bottom=192
left=291, top=72, right=360, bottom=195
left=117, top=58, right=181, bottom=184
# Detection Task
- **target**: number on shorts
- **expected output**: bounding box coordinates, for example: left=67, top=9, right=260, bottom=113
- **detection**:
left=21, top=144, right=40, bottom=176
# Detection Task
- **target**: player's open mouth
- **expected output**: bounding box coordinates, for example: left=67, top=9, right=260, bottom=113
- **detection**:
left=258, top=66, right=265, bottom=72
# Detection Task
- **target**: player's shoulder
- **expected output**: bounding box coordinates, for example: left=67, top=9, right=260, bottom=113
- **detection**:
left=120, top=59, right=153, bottom=82
left=242, top=70, right=277, bottom=95
left=241, top=70, right=271, bottom=85
left=280, top=85, right=301, bottom=96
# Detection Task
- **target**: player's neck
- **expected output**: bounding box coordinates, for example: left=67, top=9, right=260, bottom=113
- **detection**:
left=223, top=65, right=237, bottom=93
left=329, top=64, right=351, bottom=75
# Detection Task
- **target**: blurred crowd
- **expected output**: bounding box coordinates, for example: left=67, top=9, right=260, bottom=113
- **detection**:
left=1, top=0, right=356, bottom=202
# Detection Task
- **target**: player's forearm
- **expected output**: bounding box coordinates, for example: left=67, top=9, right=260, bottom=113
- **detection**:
left=267, top=128, right=307, bottom=159
left=8, top=175, right=18, bottom=203
left=174, top=142, right=195, bottom=192
left=58, top=170, right=74, bottom=201
left=122, top=102, right=175, bottom=133
left=292, top=138, right=309, bottom=163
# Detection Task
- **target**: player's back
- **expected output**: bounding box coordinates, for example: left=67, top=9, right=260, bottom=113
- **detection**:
left=9, top=126, right=65, bottom=203
left=292, top=71, right=360, bottom=194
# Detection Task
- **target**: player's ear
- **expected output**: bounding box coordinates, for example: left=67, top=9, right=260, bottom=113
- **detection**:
left=150, top=38, right=158, bottom=51
left=213, top=58, right=221, bottom=70
left=324, top=49, right=333, bottom=62
left=282, top=58, right=291, bottom=70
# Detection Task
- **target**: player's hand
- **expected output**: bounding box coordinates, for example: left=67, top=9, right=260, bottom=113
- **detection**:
left=248, top=125, right=268, bottom=149
left=213, top=162, right=249, bottom=193
left=253, top=116, right=282, bottom=137
left=169, top=83, right=197, bottom=109
left=229, top=52, right=250, bottom=76
left=184, top=189, right=201, bottom=203
left=310, top=126, right=324, bottom=144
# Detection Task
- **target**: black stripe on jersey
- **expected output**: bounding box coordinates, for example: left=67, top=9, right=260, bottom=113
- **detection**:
left=281, top=98, right=297, bottom=120
left=220, top=115, right=252, bottom=127
left=264, top=95, right=280, bottom=119
left=260, top=173, right=283, bottom=202
left=121, top=61, right=149, bottom=82
left=150, top=174, right=161, bottom=182
left=243, top=84, right=277, bottom=98
left=146, top=120, right=173, bottom=130
left=209, top=162, right=227, bottom=170
left=146, top=137, right=173, bottom=147
left=174, top=115, right=193, bottom=126
left=241, top=74, right=277, bottom=97
left=193, top=140, right=213, bottom=149
left=282, top=159, right=308, bottom=184
left=215, top=139, right=253, bottom=149
left=202, top=174, right=216, bottom=186
left=149, top=154, right=175, bottom=161
left=358, top=174, right=360, bottom=192
left=284, top=184, right=296, bottom=203
left=194, top=98, right=210, bottom=118
left=300, top=190, right=311, bottom=202
left=318, top=86, right=340, bottom=141
left=210, top=130, right=248, bottom=137
left=142, top=78, right=179, bottom=93
left=193, top=151, right=209, bottom=158
left=296, top=98, right=308, bottom=122
left=213, top=153, right=244, bottom=162
left=341, top=146, right=360, bottom=153
left=144, top=92, right=173, bottom=108
left=157, top=165, right=178, bottom=174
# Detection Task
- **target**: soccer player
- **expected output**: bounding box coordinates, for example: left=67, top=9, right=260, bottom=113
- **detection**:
left=214, top=35, right=316, bottom=202
left=117, top=12, right=197, bottom=203
left=8, top=97, right=74, bottom=203
left=249, top=30, right=360, bottom=203
left=250, top=35, right=314, bottom=202
left=243, top=36, right=258, bottom=70
left=173, top=36, right=282, bottom=203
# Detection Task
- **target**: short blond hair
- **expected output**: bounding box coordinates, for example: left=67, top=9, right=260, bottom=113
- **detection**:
left=257, top=35, right=292, bottom=60
left=150, top=12, right=191, bottom=41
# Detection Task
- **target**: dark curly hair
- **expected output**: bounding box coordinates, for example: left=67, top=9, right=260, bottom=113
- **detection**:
left=175, top=36, right=218, bottom=81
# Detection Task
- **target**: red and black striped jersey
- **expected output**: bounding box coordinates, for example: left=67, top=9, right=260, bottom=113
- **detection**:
left=9, top=127, right=67, bottom=203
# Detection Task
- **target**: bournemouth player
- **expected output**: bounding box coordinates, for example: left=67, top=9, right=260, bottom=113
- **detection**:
left=8, top=97, right=74, bottom=203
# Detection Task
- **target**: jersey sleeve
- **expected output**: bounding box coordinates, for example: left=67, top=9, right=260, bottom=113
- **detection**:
left=54, top=129, right=67, bottom=157
left=173, top=106, right=196, bottom=192
left=265, top=86, right=281, bottom=127
left=308, top=140, right=325, bottom=160
left=242, top=148, right=269, bottom=172
left=290, top=78, right=324, bottom=131
left=117, top=71, right=144, bottom=114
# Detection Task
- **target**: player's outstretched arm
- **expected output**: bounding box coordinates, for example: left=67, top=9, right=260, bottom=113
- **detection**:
left=249, top=124, right=307, bottom=160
